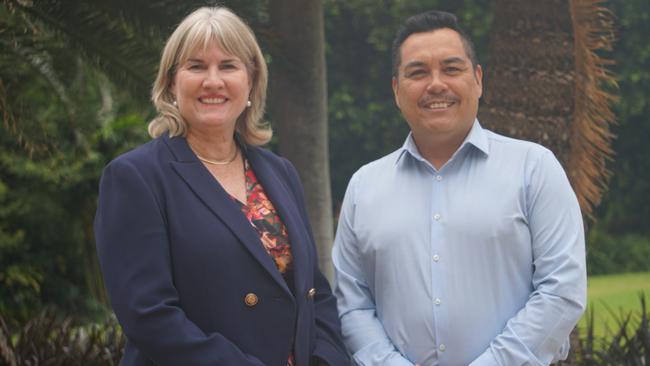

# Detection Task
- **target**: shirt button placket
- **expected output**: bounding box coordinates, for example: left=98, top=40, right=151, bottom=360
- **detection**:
left=431, top=171, right=445, bottom=358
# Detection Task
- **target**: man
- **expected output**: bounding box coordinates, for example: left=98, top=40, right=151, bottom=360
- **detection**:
left=332, top=10, right=586, bottom=366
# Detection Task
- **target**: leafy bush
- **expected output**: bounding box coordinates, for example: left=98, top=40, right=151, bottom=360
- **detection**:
left=0, top=309, right=124, bottom=366
left=587, top=226, right=650, bottom=275
left=0, top=297, right=648, bottom=365
left=576, top=294, right=650, bottom=365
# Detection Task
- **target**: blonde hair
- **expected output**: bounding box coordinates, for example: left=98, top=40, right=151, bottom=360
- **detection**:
left=148, top=7, right=271, bottom=146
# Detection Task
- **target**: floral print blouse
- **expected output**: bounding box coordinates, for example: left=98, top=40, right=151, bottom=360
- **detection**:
left=231, top=158, right=296, bottom=366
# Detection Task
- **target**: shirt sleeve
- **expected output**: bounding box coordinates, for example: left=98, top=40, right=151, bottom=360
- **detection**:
left=469, top=150, right=587, bottom=366
left=332, top=172, right=415, bottom=366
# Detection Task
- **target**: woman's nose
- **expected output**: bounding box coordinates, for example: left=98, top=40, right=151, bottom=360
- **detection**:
left=203, top=67, right=224, bottom=88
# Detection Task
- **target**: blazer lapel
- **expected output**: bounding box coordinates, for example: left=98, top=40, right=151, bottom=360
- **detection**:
left=246, top=148, right=309, bottom=296
left=163, top=136, right=291, bottom=296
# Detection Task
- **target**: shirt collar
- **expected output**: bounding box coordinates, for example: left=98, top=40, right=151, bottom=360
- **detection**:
left=395, top=119, right=490, bottom=166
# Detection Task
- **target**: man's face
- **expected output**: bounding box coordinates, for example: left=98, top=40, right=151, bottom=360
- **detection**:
left=392, top=28, right=482, bottom=142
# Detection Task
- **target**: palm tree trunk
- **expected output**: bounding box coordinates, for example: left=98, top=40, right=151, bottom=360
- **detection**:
left=268, top=0, right=334, bottom=281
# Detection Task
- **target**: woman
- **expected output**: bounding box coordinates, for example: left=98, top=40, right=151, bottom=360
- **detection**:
left=94, top=7, right=349, bottom=366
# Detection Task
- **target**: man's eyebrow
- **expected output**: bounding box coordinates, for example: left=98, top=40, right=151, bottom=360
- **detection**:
left=403, top=57, right=468, bottom=70
left=442, top=57, right=467, bottom=65
left=403, top=61, right=427, bottom=70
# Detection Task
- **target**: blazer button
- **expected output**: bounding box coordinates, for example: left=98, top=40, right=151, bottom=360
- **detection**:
left=244, top=293, right=259, bottom=307
left=307, top=288, right=316, bottom=299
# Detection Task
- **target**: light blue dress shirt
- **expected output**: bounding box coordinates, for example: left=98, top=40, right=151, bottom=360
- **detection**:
left=332, top=120, right=587, bottom=366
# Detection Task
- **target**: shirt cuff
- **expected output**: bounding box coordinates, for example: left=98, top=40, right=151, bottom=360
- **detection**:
left=468, top=349, right=500, bottom=366
left=352, top=339, right=414, bottom=366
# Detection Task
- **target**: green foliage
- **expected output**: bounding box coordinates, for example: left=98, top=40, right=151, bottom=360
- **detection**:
left=573, top=295, right=650, bottom=365
left=0, top=107, right=149, bottom=322
left=0, top=1, right=151, bottom=322
left=587, top=228, right=650, bottom=275
left=580, top=272, right=650, bottom=339
left=594, top=0, right=650, bottom=237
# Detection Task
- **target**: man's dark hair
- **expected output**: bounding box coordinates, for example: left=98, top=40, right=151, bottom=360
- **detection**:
left=391, top=10, right=478, bottom=77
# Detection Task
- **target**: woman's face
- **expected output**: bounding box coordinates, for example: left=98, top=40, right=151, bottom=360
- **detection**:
left=172, top=41, right=251, bottom=135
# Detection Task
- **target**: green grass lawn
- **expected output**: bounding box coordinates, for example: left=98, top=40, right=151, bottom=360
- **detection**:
left=579, top=271, right=650, bottom=339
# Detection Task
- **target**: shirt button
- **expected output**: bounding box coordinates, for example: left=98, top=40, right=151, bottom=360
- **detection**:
left=435, top=175, right=443, bottom=181
left=434, top=298, right=442, bottom=305
left=439, top=344, right=446, bottom=352
left=432, top=254, right=440, bottom=262
left=433, top=213, right=441, bottom=221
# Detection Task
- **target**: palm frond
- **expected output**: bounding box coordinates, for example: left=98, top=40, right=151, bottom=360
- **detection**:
left=0, top=314, right=17, bottom=366
left=4, top=0, right=162, bottom=99
left=568, top=0, right=618, bottom=219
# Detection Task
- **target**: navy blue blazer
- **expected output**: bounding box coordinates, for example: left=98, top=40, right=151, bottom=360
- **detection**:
left=94, top=134, right=349, bottom=366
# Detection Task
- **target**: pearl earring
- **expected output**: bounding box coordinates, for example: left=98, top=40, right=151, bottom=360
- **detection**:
left=173, top=100, right=177, bottom=106
left=246, top=100, right=252, bottom=107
